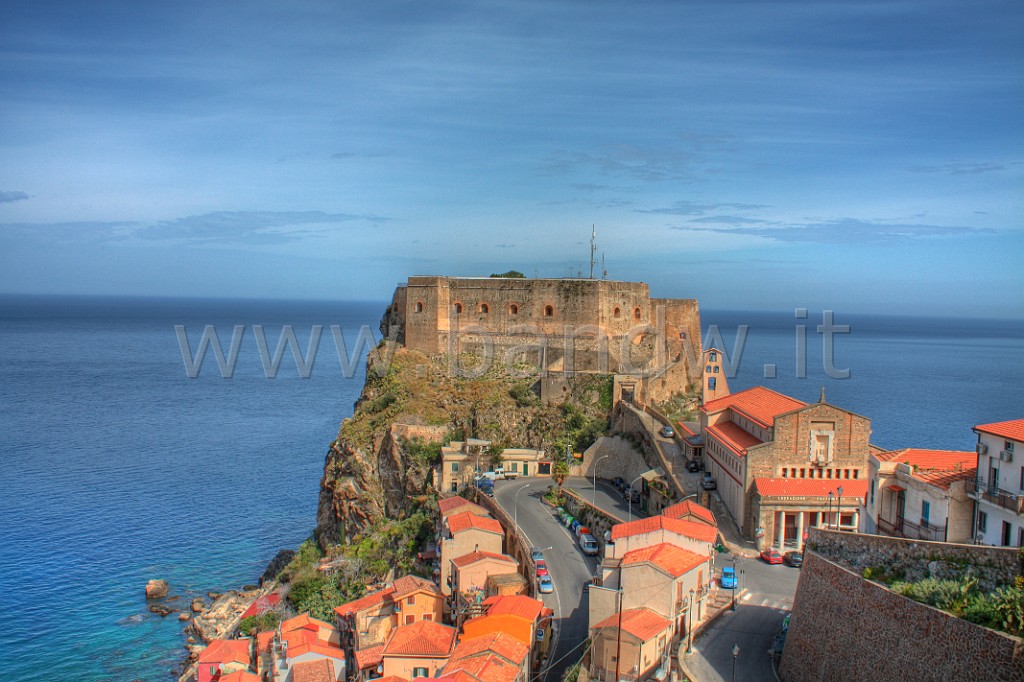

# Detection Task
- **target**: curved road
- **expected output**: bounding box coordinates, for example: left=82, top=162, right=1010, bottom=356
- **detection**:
left=493, top=480, right=600, bottom=682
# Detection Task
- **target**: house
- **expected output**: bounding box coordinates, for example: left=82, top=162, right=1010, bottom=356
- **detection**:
left=438, top=496, right=490, bottom=520
left=676, top=421, right=704, bottom=468
left=219, top=672, right=261, bottom=682
left=270, top=613, right=346, bottom=682
left=197, top=639, right=252, bottom=682
left=381, top=620, right=457, bottom=679
left=970, top=419, right=1024, bottom=547
left=607, top=515, right=718, bottom=559
left=662, top=500, right=716, bottom=526
left=392, top=575, right=444, bottom=626
left=701, top=386, right=875, bottom=547
left=443, top=632, right=531, bottom=682
left=451, top=551, right=519, bottom=597
left=484, top=572, right=527, bottom=597
left=440, top=511, right=505, bottom=597
left=603, top=543, right=710, bottom=633
left=866, top=448, right=977, bottom=542
left=590, top=608, right=673, bottom=682
left=462, top=595, right=552, bottom=670
left=291, top=659, right=338, bottom=682
left=440, top=439, right=550, bottom=493
left=352, top=645, right=385, bottom=682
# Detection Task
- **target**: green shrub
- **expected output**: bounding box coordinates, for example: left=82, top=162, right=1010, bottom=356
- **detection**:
left=509, top=383, right=537, bottom=407
left=405, top=437, right=442, bottom=467
left=239, top=611, right=282, bottom=635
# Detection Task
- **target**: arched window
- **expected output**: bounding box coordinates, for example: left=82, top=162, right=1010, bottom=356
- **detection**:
left=633, top=307, right=642, bottom=320
left=613, top=307, right=621, bottom=318
left=509, top=303, right=519, bottom=315
left=414, top=301, right=423, bottom=313
left=480, top=303, right=489, bottom=314
left=454, top=302, right=463, bottom=314
left=544, top=305, right=554, bottom=317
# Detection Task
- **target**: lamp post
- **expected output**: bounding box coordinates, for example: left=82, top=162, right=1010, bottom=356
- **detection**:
left=837, top=485, right=844, bottom=531
left=731, top=557, right=738, bottom=611
left=514, top=483, right=531, bottom=537
left=627, top=474, right=643, bottom=524
left=593, top=454, right=610, bottom=507
left=686, top=588, right=695, bottom=653
left=827, top=491, right=834, bottom=530
left=731, top=643, right=740, bottom=682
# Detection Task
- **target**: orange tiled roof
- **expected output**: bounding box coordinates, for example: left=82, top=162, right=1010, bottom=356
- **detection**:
left=439, top=496, right=489, bottom=517
left=974, top=418, right=1024, bottom=442
left=621, top=542, right=707, bottom=577
left=451, top=632, right=530, bottom=666
left=291, top=658, right=337, bottom=682
left=662, top=500, right=716, bottom=526
left=452, top=550, right=517, bottom=568
left=593, top=607, right=671, bottom=640
left=219, top=672, right=261, bottom=682
left=256, top=630, right=275, bottom=654
left=876, top=449, right=977, bottom=489
left=282, top=612, right=336, bottom=635
left=335, top=586, right=395, bottom=617
left=448, top=511, right=504, bottom=536
left=610, top=515, right=718, bottom=544
left=354, top=645, right=385, bottom=669
left=282, top=630, right=345, bottom=661
left=461, top=614, right=533, bottom=646
left=375, top=676, right=411, bottom=682
left=754, top=478, right=868, bottom=501
left=446, top=653, right=522, bottom=682
left=705, top=422, right=763, bottom=456
left=701, top=386, right=806, bottom=428
left=384, top=620, right=457, bottom=658
left=198, top=639, right=250, bottom=666
left=481, top=594, right=544, bottom=621
left=393, top=574, right=441, bottom=598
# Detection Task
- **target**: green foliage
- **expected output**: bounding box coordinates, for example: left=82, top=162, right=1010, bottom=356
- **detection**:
left=239, top=611, right=282, bottom=636
left=288, top=574, right=366, bottom=623
left=888, top=574, right=1022, bottom=637
left=344, top=512, right=434, bottom=579
left=992, top=585, right=1024, bottom=636
left=362, top=392, right=396, bottom=414
left=490, top=270, right=525, bottom=278
left=559, top=402, right=608, bottom=452
left=596, top=376, right=614, bottom=412
left=278, top=538, right=324, bottom=583
left=509, top=383, right=538, bottom=407
left=405, top=437, right=442, bottom=467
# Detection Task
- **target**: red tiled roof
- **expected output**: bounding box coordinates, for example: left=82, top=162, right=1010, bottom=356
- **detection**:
left=375, top=676, right=411, bottom=682
left=439, top=496, right=489, bottom=518
left=282, top=612, right=335, bottom=635
left=701, top=386, right=806, bottom=428
left=877, top=449, right=977, bottom=490
left=754, top=478, right=868, bottom=501
left=481, top=594, right=543, bottom=621
left=282, top=629, right=346, bottom=661
left=621, top=542, right=707, bottom=577
left=610, top=515, right=718, bottom=544
left=705, top=421, right=763, bottom=456
left=291, top=658, right=337, bottom=682
left=974, top=418, right=1024, bottom=443
left=219, top=672, right=261, bottom=682
left=445, top=653, right=522, bottom=682
left=198, top=639, right=251, bottom=666
left=354, top=645, right=385, bottom=669
left=452, top=550, right=517, bottom=568
left=676, top=421, right=696, bottom=437
left=451, top=632, right=530, bottom=666
left=256, top=630, right=275, bottom=654
left=334, top=586, right=395, bottom=617
left=240, top=591, right=281, bottom=619
left=393, top=574, right=441, bottom=598
left=662, top=500, right=716, bottom=526
left=384, top=620, right=457, bottom=658
left=593, top=608, right=671, bottom=640
left=448, top=511, right=504, bottom=536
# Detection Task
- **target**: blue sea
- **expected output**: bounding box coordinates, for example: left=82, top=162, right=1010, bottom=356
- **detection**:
left=0, top=296, right=1022, bottom=680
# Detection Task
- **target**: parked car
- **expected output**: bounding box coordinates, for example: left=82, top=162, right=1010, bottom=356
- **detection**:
left=612, top=477, right=625, bottom=490
left=760, top=548, right=784, bottom=565
left=720, top=566, right=738, bottom=589
left=579, top=533, right=599, bottom=556
left=622, top=486, right=640, bottom=502
left=686, top=459, right=701, bottom=473
left=701, top=476, right=717, bottom=490
left=531, top=547, right=545, bottom=562
left=476, top=479, right=494, bottom=496
left=535, top=560, right=549, bottom=577
left=660, top=425, right=675, bottom=438
left=783, top=551, right=804, bottom=568
left=538, top=575, right=554, bottom=593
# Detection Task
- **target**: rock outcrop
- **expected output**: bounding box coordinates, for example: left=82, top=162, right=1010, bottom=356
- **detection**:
left=145, top=579, right=169, bottom=599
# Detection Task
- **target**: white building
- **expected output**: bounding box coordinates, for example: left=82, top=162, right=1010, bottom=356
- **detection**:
left=970, top=419, right=1024, bottom=547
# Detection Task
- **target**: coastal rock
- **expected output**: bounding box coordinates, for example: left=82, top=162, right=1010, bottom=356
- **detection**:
left=208, top=592, right=221, bottom=600
left=242, top=584, right=259, bottom=592
left=191, top=597, right=206, bottom=613
left=261, top=549, right=296, bottom=584
left=148, top=603, right=177, bottom=617
left=190, top=590, right=258, bottom=643
left=178, top=612, right=191, bottom=621
left=146, top=579, right=169, bottom=599
left=166, top=595, right=180, bottom=602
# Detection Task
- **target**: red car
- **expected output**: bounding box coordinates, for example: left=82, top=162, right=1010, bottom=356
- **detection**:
left=760, top=548, right=783, bottom=565
left=536, top=560, right=549, bottom=577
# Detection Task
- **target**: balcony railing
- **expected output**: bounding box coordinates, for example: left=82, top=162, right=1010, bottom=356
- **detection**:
left=877, top=516, right=945, bottom=542
left=969, top=479, right=1024, bottom=515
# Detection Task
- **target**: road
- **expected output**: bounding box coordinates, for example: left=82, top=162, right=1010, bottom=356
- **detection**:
left=563, top=476, right=649, bottom=523
left=493, top=479, right=600, bottom=682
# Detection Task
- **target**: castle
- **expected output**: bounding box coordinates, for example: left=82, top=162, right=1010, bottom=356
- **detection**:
left=381, top=275, right=703, bottom=404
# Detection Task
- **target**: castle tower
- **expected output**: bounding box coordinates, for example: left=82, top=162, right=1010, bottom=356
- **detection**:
left=702, top=347, right=730, bottom=403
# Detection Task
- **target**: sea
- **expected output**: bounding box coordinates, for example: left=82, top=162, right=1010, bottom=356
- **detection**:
left=0, top=295, right=1021, bottom=681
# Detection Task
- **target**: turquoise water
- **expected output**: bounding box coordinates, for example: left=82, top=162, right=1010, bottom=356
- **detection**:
left=0, top=297, right=1021, bottom=680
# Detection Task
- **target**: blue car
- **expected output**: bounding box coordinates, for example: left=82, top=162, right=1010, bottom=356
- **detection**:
left=721, top=566, right=738, bottom=589
left=538, top=575, right=554, bottom=594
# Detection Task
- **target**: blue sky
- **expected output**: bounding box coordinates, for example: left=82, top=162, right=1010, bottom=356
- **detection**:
left=1, top=0, right=1022, bottom=317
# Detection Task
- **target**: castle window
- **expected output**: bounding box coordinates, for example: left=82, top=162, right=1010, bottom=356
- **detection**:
left=853, top=469, right=859, bottom=479
left=544, top=305, right=554, bottom=317
left=709, top=352, right=717, bottom=361
left=708, top=377, right=716, bottom=390
left=454, top=303, right=463, bottom=314
left=634, top=307, right=642, bottom=320
left=415, top=301, right=423, bottom=313
left=509, top=303, right=519, bottom=315
left=614, top=307, right=621, bottom=318
left=713, top=366, right=719, bottom=373
left=480, top=302, right=489, bottom=314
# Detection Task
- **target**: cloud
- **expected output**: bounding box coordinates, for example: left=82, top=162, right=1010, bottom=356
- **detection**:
left=688, top=215, right=773, bottom=225
left=909, top=161, right=1020, bottom=175
left=0, top=191, right=29, bottom=203
left=672, top=218, right=996, bottom=244
left=636, top=200, right=768, bottom=216
left=135, top=211, right=386, bottom=244
left=541, top=145, right=707, bottom=183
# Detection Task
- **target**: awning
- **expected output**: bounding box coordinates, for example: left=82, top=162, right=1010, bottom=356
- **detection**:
left=640, top=467, right=665, bottom=481
left=887, top=485, right=905, bottom=493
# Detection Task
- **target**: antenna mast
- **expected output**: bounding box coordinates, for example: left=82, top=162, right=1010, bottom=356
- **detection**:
left=589, top=225, right=597, bottom=279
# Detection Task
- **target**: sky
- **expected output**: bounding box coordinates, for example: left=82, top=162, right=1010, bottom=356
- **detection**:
left=1, top=0, right=1022, bottom=317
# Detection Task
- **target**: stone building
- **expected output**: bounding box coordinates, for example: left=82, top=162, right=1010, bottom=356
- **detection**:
left=439, top=438, right=550, bottom=494
left=381, top=276, right=703, bottom=405
left=701, top=386, right=876, bottom=546
left=970, top=418, right=1024, bottom=547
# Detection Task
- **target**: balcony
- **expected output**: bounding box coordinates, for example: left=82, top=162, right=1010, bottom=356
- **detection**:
left=877, top=516, right=944, bottom=542
left=969, top=479, right=1024, bottom=515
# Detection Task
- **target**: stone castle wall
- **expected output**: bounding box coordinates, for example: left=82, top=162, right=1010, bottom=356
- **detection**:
left=780, top=542, right=1024, bottom=682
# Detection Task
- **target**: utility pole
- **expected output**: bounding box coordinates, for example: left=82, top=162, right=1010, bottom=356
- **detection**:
left=589, top=225, right=597, bottom=279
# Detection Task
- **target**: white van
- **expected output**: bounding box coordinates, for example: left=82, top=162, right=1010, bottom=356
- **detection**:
left=579, top=533, right=599, bottom=556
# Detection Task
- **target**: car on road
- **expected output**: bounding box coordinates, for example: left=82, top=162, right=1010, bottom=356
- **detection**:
left=660, top=425, right=675, bottom=438
left=622, top=486, right=640, bottom=502
left=686, top=459, right=701, bottom=473
left=530, top=547, right=545, bottom=562
left=720, top=566, right=738, bottom=589
left=535, top=560, right=549, bottom=577
left=784, top=551, right=804, bottom=568
left=476, top=479, right=494, bottom=496
left=701, top=476, right=717, bottom=490
left=538, top=575, right=554, bottom=593
left=579, top=533, right=599, bottom=556
left=612, top=477, right=625, bottom=490
left=760, top=548, right=784, bottom=565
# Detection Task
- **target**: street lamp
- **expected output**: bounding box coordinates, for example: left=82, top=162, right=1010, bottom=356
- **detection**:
left=686, top=588, right=695, bottom=653
left=731, top=643, right=739, bottom=682
left=837, top=486, right=844, bottom=531
left=731, top=557, right=737, bottom=611
left=593, top=454, right=610, bottom=507
left=627, top=474, right=643, bottom=524
left=827, top=491, right=834, bottom=530
left=514, top=483, right=531, bottom=536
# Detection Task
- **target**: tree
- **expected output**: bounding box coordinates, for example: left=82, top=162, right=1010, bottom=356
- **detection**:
left=552, top=460, right=570, bottom=491
left=490, top=270, right=525, bottom=278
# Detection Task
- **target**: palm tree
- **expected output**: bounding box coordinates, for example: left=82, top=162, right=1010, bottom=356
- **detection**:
left=552, top=460, right=570, bottom=492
